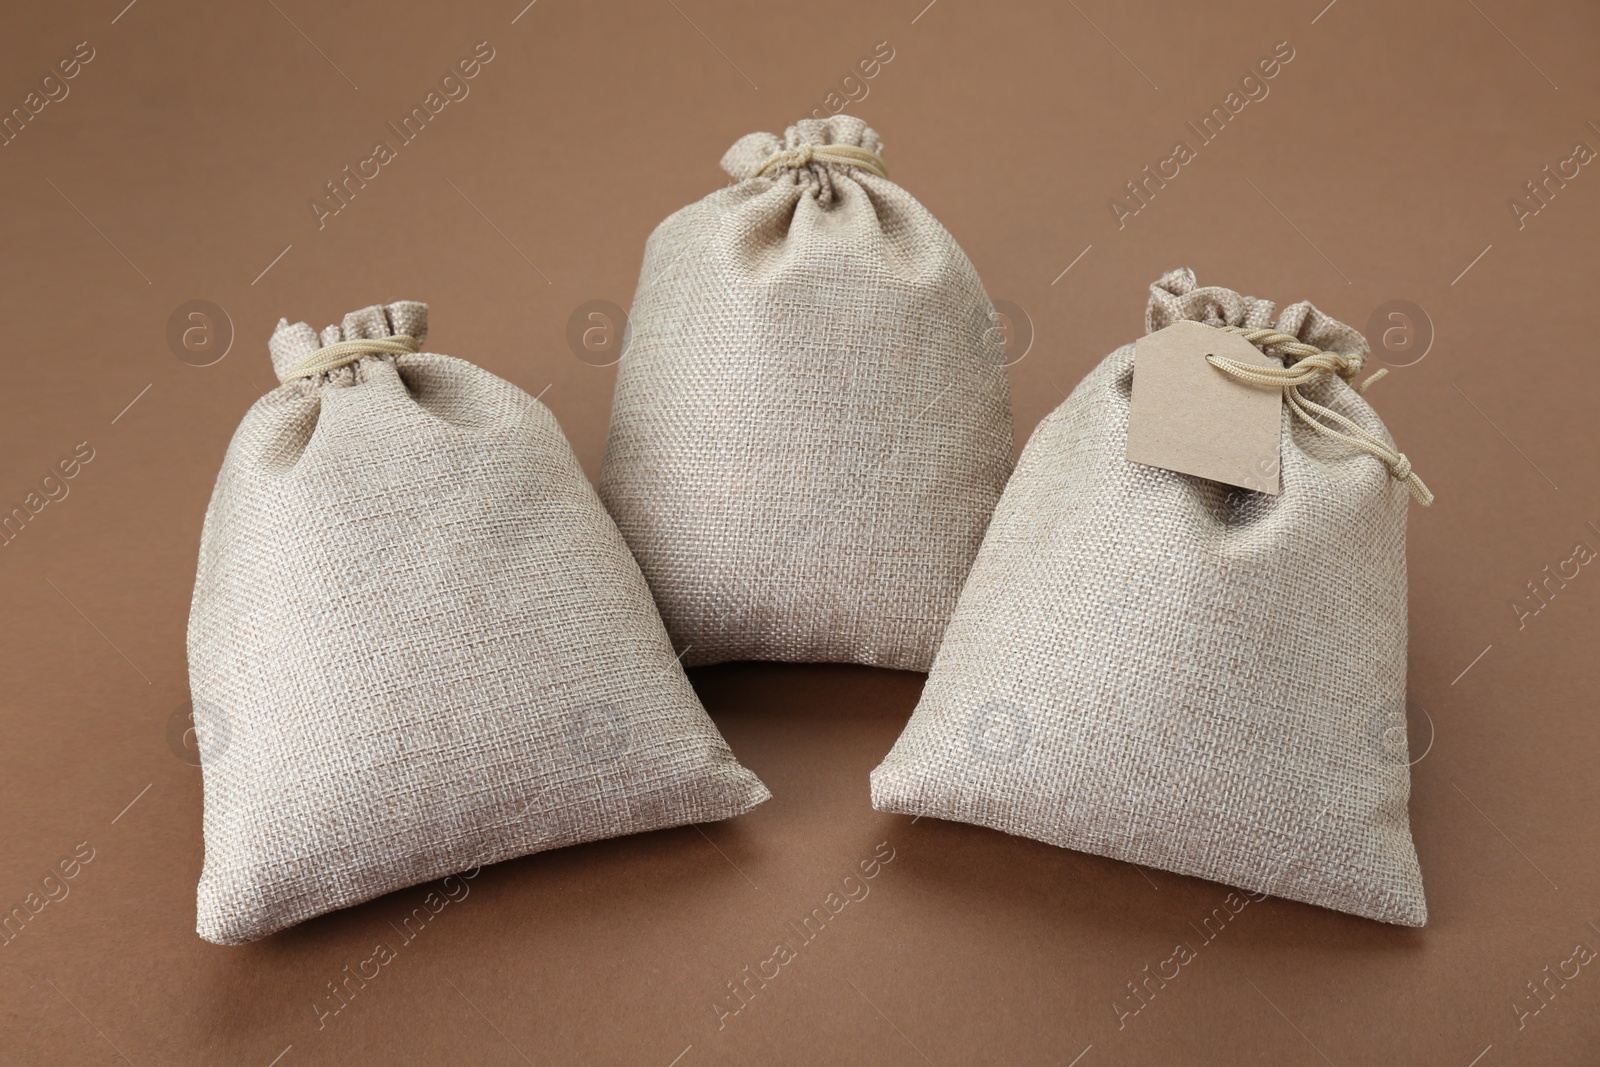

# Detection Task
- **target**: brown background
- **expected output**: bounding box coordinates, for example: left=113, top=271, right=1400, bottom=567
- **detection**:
left=2, top=0, right=1597, bottom=1063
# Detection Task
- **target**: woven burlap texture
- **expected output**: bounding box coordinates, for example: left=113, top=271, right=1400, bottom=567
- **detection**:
left=189, top=302, right=770, bottom=945
left=871, top=269, right=1427, bottom=926
left=599, top=115, right=1014, bottom=671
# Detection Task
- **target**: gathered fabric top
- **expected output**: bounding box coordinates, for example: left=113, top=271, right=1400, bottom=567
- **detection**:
left=268, top=301, right=428, bottom=383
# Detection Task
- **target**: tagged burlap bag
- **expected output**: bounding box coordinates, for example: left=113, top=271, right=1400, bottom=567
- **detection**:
left=872, top=269, right=1430, bottom=925
left=188, top=302, right=769, bottom=945
left=599, top=115, right=1014, bottom=671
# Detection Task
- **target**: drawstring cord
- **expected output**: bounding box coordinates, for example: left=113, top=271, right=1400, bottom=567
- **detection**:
left=281, top=335, right=420, bottom=383
left=1204, top=325, right=1433, bottom=506
left=755, top=143, right=889, bottom=180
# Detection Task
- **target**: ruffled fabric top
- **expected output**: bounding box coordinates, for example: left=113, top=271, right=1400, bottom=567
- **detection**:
left=1145, top=268, right=1367, bottom=371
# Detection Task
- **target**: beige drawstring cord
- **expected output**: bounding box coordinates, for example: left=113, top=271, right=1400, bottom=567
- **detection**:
left=282, top=335, right=420, bottom=382
left=755, top=143, right=888, bottom=180
left=1204, top=325, right=1433, bottom=506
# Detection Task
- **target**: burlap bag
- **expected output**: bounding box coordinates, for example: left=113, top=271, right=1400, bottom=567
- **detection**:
left=872, top=269, right=1429, bottom=925
left=598, top=115, right=1014, bottom=671
left=188, top=302, right=769, bottom=945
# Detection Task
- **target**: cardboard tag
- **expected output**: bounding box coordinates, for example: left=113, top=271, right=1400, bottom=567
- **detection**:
left=1126, top=321, right=1283, bottom=494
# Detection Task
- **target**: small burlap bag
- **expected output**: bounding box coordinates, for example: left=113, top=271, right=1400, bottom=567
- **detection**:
left=871, top=269, right=1430, bottom=925
left=598, top=115, right=1014, bottom=671
left=188, top=302, right=769, bottom=945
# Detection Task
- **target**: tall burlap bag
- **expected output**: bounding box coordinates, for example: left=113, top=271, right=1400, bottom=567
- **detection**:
left=871, top=269, right=1429, bottom=925
left=188, top=302, right=770, bottom=945
left=598, top=115, right=1014, bottom=671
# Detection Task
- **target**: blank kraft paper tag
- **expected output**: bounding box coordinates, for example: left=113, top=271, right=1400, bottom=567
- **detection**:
left=1127, top=321, right=1283, bottom=494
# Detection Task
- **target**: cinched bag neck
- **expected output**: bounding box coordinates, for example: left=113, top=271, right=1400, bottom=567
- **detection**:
left=721, top=115, right=887, bottom=181
left=1146, top=267, right=1368, bottom=374
left=1144, top=271, right=1432, bottom=506
left=268, top=301, right=428, bottom=382
left=755, top=143, right=888, bottom=180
